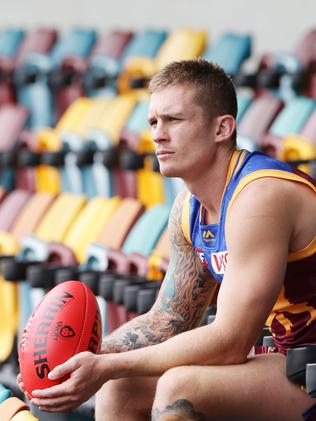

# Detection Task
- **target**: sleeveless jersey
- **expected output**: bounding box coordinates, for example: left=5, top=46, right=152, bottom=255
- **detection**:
left=181, top=149, right=316, bottom=353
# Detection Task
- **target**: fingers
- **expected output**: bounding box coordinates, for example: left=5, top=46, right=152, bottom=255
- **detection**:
left=16, top=374, right=25, bottom=392
left=17, top=373, right=32, bottom=401
left=16, top=373, right=25, bottom=394
left=31, top=396, right=80, bottom=412
left=32, top=380, right=72, bottom=399
left=31, top=352, right=94, bottom=412
left=31, top=380, right=83, bottom=412
left=48, top=354, right=80, bottom=380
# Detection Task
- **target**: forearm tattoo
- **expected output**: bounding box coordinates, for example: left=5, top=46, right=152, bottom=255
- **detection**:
left=102, top=192, right=215, bottom=354
left=152, top=399, right=207, bottom=421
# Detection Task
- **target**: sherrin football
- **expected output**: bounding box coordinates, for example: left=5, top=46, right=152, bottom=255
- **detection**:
left=19, top=280, right=102, bottom=397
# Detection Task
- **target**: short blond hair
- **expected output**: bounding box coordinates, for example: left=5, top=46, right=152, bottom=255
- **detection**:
left=149, top=58, right=238, bottom=141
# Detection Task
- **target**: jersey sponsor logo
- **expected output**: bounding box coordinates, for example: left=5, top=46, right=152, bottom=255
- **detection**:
left=211, top=251, right=228, bottom=274
left=202, top=229, right=215, bottom=242
left=195, top=248, right=208, bottom=267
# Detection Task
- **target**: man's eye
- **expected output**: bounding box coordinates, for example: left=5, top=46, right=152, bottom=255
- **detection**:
left=149, top=120, right=157, bottom=127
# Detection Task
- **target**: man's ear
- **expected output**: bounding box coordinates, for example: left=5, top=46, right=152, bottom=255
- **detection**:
left=214, top=115, right=236, bottom=144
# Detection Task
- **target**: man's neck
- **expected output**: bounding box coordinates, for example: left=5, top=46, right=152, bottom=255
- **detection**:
left=185, top=147, right=235, bottom=224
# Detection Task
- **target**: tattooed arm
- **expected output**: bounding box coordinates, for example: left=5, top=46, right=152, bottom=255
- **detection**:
left=29, top=192, right=217, bottom=411
left=101, top=190, right=217, bottom=354
left=31, top=179, right=293, bottom=411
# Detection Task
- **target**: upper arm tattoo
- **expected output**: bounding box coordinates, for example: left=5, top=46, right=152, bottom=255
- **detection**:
left=102, top=192, right=216, bottom=354
left=157, top=192, right=215, bottom=327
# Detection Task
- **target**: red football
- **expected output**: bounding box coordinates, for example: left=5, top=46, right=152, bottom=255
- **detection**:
left=19, top=280, right=102, bottom=397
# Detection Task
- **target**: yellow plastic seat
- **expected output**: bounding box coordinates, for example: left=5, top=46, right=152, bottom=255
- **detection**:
left=136, top=128, right=165, bottom=207
left=63, top=196, right=121, bottom=262
left=35, top=98, right=109, bottom=193
left=11, top=411, right=39, bottom=421
left=279, top=134, right=316, bottom=174
left=118, top=28, right=207, bottom=95
left=91, top=94, right=137, bottom=147
left=34, top=193, right=87, bottom=242
left=155, top=28, right=206, bottom=69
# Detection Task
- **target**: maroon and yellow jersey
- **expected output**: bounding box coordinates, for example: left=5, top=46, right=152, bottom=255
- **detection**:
left=267, top=231, right=316, bottom=352
left=182, top=149, right=316, bottom=353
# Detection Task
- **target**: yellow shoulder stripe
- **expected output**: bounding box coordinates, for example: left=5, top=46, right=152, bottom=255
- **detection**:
left=181, top=191, right=192, bottom=244
left=227, top=169, right=316, bottom=216
left=232, top=149, right=248, bottom=179
left=224, top=149, right=247, bottom=190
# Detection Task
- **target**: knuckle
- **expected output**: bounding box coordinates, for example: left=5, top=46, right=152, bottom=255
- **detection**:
left=71, top=354, right=81, bottom=366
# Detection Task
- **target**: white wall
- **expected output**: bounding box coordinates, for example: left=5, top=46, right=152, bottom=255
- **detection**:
left=1, top=0, right=316, bottom=56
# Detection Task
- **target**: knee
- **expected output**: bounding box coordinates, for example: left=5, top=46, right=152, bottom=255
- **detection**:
left=155, top=367, right=191, bottom=405
left=152, top=368, right=208, bottom=421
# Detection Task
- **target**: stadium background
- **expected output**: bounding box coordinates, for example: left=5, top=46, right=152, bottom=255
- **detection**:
left=1, top=0, right=315, bottom=54
left=0, top=0, right=315, bottom=420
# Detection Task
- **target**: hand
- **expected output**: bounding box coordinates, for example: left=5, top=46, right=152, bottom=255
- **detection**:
left=16, top=373, right=31, bottom=401
left=30, top=351, right=106, bottom=412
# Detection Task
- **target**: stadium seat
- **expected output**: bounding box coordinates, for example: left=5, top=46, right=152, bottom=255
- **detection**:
left=49, top=28, right=97, bottom=119
left=0, top=29, right=25, bottom=107
left=204, top=32, right=252, bottom=77
left=0, top=105, right=29, bottom=191
left=84, top=30, right=133, bottom=97
left=96, top=204, right=170, bottom=332
left=262, top=96, right=316, bottom=156
left=237, top=92, right=284, bottom=150
left=117, top=29, right=168, bottom=94
left=14, top=28, right=58, bottom=129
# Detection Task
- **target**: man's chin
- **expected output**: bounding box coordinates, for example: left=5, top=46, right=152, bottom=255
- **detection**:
left=159, top=166, right=179, bottom=178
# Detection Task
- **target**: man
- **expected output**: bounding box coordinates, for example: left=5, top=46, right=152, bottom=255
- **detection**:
left=18, top=59, right=316, bottom=420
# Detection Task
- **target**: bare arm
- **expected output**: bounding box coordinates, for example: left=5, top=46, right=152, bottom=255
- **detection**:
left=100, top=178, right=297, bottom=377
left=30, top=179, right=299, bottom=411
left=101, top=191, right=217, bottom=353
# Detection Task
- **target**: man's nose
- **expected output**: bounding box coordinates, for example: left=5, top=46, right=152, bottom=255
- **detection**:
left=152, top=122, right=168, bottom=143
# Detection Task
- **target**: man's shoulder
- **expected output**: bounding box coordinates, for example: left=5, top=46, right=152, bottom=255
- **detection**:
left=231, top=165, right=316, bottom=213
left=228, top=176, right=299, bottom=222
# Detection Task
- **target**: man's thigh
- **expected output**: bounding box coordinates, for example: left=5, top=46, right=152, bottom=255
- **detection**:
left=153, top=353, right=315, bottom=421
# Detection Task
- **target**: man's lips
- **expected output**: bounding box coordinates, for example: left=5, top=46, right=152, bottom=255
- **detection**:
left=156, top=149, right=175, bottom=157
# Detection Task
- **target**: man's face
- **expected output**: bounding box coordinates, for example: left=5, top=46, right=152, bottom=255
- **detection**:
left=148, top=84, right=217, bottom=181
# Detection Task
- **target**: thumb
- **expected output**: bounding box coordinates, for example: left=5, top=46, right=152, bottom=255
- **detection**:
left=48, top=356, right=78, bottom=380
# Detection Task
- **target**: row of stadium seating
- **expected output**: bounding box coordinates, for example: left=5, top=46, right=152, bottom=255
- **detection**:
left=0, top=94, right=189, bottom=205
left=0, top=97, right=183, bottom=205
left=0, top=26, right=314, bottom=199
left=0, top=27, right=251, bottom=129
left=0, top=26, right=316, bottom=129
left=0, top=90, right=315, bottom=205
